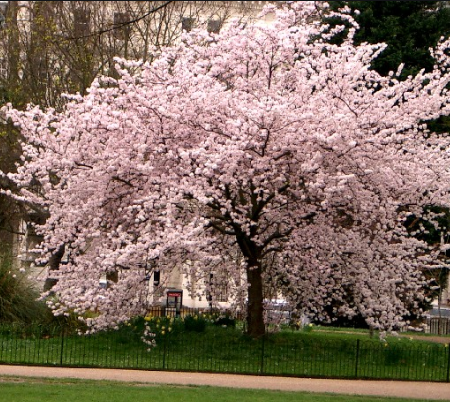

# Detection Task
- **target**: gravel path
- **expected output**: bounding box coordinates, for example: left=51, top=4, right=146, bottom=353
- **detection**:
left=1, top=365, right=450, bottom=400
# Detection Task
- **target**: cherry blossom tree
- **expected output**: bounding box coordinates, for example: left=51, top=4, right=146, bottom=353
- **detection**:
left=3, top=2, right=450, bottom=337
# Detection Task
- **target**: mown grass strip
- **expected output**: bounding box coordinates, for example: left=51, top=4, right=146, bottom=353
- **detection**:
left=0, top=376, right=434, bottom=402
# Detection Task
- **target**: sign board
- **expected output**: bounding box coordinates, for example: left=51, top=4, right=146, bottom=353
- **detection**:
left=166, top=289, right=183, bottom=315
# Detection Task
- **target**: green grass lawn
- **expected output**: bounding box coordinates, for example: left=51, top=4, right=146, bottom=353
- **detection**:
left=1, top=320, right=449, bottom=382
left=0, top=377, right=434, bottom=402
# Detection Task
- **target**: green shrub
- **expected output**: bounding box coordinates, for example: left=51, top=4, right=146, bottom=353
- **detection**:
left=0, top=253, right=50, bottom=325
left=213, top=315, right=236, bottom=328
left=184, top=314, right=207, bottom=332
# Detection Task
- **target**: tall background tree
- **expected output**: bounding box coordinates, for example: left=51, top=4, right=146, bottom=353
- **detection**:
left=328, top=1, right=450, bottom=78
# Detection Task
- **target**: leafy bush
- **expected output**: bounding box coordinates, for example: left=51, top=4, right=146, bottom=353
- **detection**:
left=0, top=253, right=49, bottom=325
left=213, top=315, right=236, bottom=328
left=183, top=314, right=207, bottom=332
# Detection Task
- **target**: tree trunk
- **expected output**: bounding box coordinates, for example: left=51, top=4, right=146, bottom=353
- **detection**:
left=7, top=2, right=20, bottom=93
left=246, top=263, right=265, bottom=338
left=234, top=229, right=266, bottom=338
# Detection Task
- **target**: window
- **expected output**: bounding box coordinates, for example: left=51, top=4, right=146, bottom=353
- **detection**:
left=113, top=12, right=131, bottom=40
left=208, top=273, right=229, bottom=303
left=153, top=270, right=160, bottom=287
left=73, top=7, right=90, bottom=37
left=207, top=19, right=221, bottom=34
left=0, top=56, right=6, bottom=79
left=181, top=17, right=195, bottom=32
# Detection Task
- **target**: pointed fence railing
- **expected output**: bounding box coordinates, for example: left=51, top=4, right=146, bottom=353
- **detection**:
left=0, top=320, right=449, bottom=382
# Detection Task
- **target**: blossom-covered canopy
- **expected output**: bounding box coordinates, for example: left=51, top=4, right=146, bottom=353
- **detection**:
left=3, top=2, right=450, bottom=336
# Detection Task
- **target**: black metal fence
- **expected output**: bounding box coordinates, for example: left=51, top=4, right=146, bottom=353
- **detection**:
left=1, top=320, right=449, bottom=382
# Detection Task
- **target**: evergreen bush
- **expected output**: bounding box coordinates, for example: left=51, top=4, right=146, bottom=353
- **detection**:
left=0, top=253, right=49, bottom=324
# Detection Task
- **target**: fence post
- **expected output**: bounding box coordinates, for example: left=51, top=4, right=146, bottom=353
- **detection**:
left=446, top=344, right=450, bottom=383
left=355, top=339, right=360, bottom=378
left=260, top=334, right=265, bottom=375
left=60, top=327, right=65, bottom=367
left=162, top=334, right=167, bottom=370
